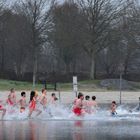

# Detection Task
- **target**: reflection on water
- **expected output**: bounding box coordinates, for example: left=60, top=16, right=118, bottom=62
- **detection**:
left=0, top=120, right=140, bottom=140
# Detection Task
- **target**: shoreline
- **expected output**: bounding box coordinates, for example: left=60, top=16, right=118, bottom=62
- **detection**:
left=0, top=91, right=140, bottom=104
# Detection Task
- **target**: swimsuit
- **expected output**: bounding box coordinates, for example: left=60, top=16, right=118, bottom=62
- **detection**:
left=73, top=107, right=82, bottom=116
left=0, top=105, right=3, bottom=109
left=7, top=99, right=14, bottom=106
left=29, top=100, right=36, bottom=110
left=73, top=99, right=83, bottom=116
left=111, top=111, right=117, bottom=116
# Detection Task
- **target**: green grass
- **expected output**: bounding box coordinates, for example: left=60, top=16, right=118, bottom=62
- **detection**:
left=79, top=80, right=101, bottom=85
left=57, top=80, right=102, bottom=91
left=2, top=79, right=140, bottom=91
left=0, top=79, right=43, bottom=90
left=57, top=83, right=72, bottom=90
left=0, top=79, right=102, bottom=91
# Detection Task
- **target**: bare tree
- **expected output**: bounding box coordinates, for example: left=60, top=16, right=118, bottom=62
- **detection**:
left=98, top=28, right=122, bottom=77
left=50, top=1, right=84, bottom=74
left=119, top=0, right=140, bottom=76
left=8, top=12, right=32, bottom=79
left=0, top=0, right=6, bottom=75
left=14, top=0, right=55, bottom=86
left=76, top=0, right=131, bottom=79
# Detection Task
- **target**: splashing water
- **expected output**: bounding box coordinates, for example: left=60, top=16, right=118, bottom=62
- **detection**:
left=1, top=103, right=140, bottom=121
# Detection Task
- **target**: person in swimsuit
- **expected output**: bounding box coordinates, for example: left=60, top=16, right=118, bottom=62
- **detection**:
left=0, top=100, right=6, bottom=119
left=28, top=91, right=42, bottom=118
left=73, top=92, right=85, bottom=116
left=18, top=92, right=26, bottom=113
left=6, top=88, right=16, bottom=106
left=89, top=96, right=98, bottom=113
left=111, top=101, right=117, bottom=116
left=39, top=89, right=47, bottom=110
left=83, top=95, right=90, bottom=113
left=49, top=93, right=58, bottom=104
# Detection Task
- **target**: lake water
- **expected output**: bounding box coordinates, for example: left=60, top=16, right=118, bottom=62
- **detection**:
left=0, top=103, right=140, bottom=140
left=0, top=119, right=140, bottom=140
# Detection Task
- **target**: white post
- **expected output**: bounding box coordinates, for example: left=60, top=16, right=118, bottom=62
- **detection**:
left=119, top=73, right=122, bottom=104
left=139, top=97, right=140, bottom=110
left=119, top=63, right=124, bottom=105
left=73, top=76, right=78, bottom=97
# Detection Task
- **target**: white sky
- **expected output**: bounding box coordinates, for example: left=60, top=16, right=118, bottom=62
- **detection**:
left=6, top=0, right=63, bottom=4
left=5, top=0, right=140, bottom=6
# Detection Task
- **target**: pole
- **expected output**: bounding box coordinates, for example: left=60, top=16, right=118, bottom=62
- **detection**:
left=73, top=76, right=78, bottom=97
left=119, top=73, right=122, bottom=104
left=139, top=97, right=140, bottom=110
left=76, top=91, right=78, bottom=97
left=57, top=83, right=61, bottom=104
left=58, top=90, right=61, bottom=103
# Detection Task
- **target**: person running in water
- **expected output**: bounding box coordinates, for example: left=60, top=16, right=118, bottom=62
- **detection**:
left=39, top=89, right=47, bottom=110
left=6, top=88, right=16, bottom=106
left=83, top=95, right=91, bottom=114
left=18, top=92, right=26, bottom=113
left=110, top=101, right=117, bottom=116
left=28, top=91, right=42, bottom=118
left=73, top=92, right=85, bottom=116
left=0, top=100, right=6, bottom=119
left=89, top=96, right=98, bottom=113
left=49, top=93, right=58, bottom=104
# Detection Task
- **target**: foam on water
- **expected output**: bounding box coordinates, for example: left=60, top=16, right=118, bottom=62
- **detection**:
left=1, top=103, right=140, bottom=121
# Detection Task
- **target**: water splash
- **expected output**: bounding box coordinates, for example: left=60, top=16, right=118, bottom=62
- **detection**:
left=1, top=103, right=140, bottom=121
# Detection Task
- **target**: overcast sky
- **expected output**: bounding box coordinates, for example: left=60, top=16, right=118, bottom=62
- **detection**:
left=6, top=0, right=63, bottom=4
left=5, top=0, right=140, bottom=6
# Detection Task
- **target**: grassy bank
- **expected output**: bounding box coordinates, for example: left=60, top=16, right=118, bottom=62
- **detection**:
left=0, top=79, right=103, bottom=91
left=0, top=79, right=43, bottom=90
left=1, top=79, right=140, bottom=91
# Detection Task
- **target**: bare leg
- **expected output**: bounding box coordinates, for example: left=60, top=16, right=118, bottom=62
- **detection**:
left=35, top=109, right=42, bottom=116
left=0, top=109, right=6, bottom=120
left=28, top=109, right=33, bottom=118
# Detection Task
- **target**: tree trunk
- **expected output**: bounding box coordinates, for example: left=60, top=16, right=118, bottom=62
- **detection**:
left=90, top=54, right=95, bottom=79
left=66, top=63, right=70, bottom=74
left=32, top=24, right=37, bottom=87
left=124, top=60, right=128, bottom=76
left=33, top=55, right=37, bottom=87
left=0, top=44, right=5, bottom=75
left=94, top=56, right=97, bottom=79
left=123, top=54, right=129, bottom=77
left=72, top=60, right=76, bottom=75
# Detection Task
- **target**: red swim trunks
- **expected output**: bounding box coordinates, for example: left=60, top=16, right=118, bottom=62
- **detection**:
left=0, top=105, right=3, bottom=109
left=73, top=107, right=82, bottom=116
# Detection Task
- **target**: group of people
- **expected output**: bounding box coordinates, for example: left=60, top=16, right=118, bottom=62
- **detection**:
left=0, top=88, right=58, bottom=119
left=0, top=89, right=117, bottom=119
left=72, top=92, right=117, bottom=116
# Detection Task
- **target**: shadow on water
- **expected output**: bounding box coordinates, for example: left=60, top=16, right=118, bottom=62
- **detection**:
left=0, top=120, right=140, bottom=140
